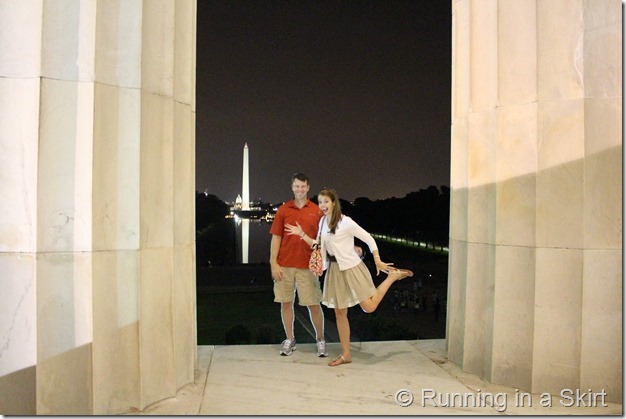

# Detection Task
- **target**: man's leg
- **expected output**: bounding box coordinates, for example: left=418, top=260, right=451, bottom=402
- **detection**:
left=274, top=268, right=297, bottom=355
left=307, top=304, right=324, bottom=341
left=295, top=269, right=324, bottom=339
left=281, top=301, right=295, bottom=340
left=295, top=269, right=328, bottom=356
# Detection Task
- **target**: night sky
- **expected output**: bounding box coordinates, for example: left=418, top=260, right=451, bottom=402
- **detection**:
left=195, top=0, right=451, bottom=204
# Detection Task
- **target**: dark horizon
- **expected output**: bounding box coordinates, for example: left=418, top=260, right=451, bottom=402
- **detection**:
left=197, top=184, right=450, bottom=205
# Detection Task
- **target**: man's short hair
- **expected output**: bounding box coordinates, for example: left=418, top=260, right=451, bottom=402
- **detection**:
left=291, top=172, right=309, bottom=184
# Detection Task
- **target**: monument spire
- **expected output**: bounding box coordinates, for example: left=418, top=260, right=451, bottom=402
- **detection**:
left=242, top=143, right=250, bottom=210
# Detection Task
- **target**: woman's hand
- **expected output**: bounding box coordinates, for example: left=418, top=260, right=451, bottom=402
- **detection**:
left=374, top=258, right=395, bottom=276
left=284, top=222, right=304, bottom=237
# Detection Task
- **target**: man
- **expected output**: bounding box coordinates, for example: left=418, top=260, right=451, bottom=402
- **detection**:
left=270, top=173, right=328, bottom=357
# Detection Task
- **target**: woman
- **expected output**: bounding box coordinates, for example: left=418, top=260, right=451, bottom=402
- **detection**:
left=285, top=188, right=413, bottom=366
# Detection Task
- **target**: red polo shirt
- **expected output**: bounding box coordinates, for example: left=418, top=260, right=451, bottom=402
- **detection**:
left=270, top=199, right=323, bottom=268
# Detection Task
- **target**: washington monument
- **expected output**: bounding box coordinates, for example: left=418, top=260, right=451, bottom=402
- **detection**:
left=242, top=142, right=249, bottom=210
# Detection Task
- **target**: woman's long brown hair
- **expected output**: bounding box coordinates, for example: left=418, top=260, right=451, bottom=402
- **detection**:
left=318, top=188, right=342, bottom=234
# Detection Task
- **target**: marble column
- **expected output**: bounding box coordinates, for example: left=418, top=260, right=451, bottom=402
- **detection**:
left=0, top=0, right=197, bottom=414
left=448, top=0, right=621, bottom=402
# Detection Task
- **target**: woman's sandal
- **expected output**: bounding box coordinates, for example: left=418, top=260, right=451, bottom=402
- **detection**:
left=328, top=354, right=352, bottom=367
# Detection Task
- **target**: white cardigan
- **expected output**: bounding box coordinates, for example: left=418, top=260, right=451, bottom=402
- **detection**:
left=318, top=215, right=378, bottom=271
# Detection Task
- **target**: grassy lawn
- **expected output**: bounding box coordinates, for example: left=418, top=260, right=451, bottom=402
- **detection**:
left=196, top=241, right=449, bottom=345
left=197, top=288, right=316, bottom=345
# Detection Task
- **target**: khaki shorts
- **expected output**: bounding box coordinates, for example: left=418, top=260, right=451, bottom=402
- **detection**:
left=273, top=267, right=322, bottom=306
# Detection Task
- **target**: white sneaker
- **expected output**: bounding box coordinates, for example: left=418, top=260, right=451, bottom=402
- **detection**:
left=280, top=338, right=296, bottom=356
left=316, top=339, right=329, bottom=357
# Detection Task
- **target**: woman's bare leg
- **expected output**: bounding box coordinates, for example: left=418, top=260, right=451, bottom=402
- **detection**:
left=359, top=270, right=411, bottom=313
left=330, top=307, right=352, bottom=364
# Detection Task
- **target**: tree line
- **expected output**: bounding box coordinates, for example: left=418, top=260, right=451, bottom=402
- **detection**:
left=341, top=185, right=450, bottom=251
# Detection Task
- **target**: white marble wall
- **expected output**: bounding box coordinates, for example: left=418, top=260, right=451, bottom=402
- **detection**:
left=448, top=0, right=622, bottom=402
left=0, top=0, right=196, bottom=414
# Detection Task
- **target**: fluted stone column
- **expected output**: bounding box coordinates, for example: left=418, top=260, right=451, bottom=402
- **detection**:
left=448, top=0, right=621, bottom=402
left=0, top=0, right=196, bottom=414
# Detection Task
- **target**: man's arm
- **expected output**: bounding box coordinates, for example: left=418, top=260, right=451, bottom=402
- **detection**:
left=270, top=234, right=283, bottom=281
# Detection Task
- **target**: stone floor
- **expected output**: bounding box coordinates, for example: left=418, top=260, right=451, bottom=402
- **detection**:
left=136, top=340, right=622, bottom=415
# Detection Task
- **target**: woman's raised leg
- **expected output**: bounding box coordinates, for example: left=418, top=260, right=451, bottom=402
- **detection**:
left=359, top=269, right=413, bottom=313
